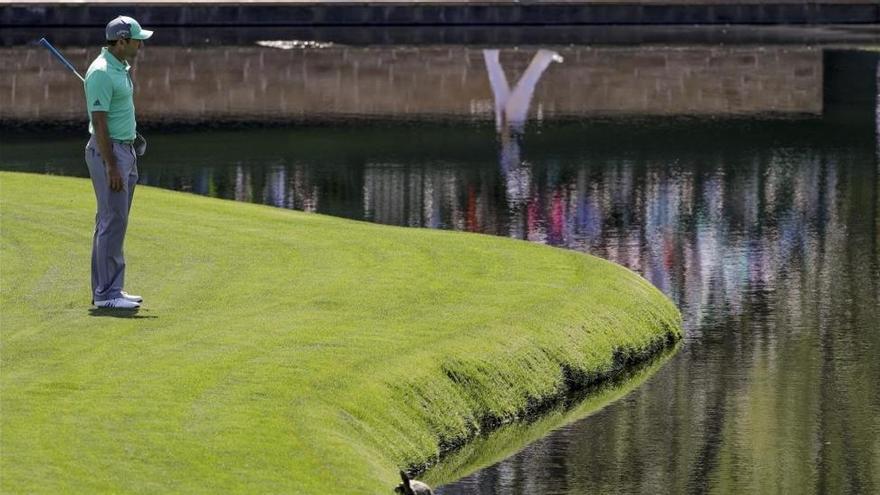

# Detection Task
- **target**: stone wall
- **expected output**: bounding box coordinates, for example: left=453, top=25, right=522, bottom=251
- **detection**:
left=0, top=45, right=822, bottom=123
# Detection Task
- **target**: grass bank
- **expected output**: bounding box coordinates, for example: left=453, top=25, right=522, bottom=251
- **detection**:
left=422, top=344, right=679, bottom=487
left=0, top=172, right=681, bottom=493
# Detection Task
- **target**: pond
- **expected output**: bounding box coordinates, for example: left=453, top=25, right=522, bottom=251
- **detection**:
left=1, top=31, right=878, bottom=494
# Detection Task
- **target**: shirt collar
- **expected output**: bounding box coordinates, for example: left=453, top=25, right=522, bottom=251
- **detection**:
left=101, top=47, right=131, bottom=72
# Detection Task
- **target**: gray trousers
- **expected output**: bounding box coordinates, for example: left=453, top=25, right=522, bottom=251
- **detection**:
left=85, top=137, right=138, bottom=302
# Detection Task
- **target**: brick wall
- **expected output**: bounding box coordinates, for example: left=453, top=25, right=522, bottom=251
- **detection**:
left=0, top=45, right=822, bottom=123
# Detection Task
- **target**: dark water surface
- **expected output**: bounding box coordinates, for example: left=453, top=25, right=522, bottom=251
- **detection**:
left=2, top=41, right=878, bottom=493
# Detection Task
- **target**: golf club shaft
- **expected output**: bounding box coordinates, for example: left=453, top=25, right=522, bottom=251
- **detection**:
left=39, top=38, right=84, bottom=82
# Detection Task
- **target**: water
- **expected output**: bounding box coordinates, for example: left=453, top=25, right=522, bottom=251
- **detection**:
left=1, top=37, right=878, bottom=494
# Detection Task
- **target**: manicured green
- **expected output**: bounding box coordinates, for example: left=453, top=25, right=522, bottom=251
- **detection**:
left=0, top=172, right=680, bottom=494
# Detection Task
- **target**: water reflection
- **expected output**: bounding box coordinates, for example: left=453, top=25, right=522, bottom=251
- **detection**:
left=338, top=135, right=873, bottom=336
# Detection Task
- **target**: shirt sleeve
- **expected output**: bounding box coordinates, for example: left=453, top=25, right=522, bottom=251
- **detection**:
left=85, top=71, right=113, bottom=113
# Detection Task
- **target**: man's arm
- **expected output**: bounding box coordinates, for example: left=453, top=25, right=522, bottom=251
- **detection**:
left=91, top=111, right=123, bottom=192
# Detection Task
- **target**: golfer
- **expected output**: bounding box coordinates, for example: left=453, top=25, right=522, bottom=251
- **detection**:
left=84, top=16, right=153, bottom=309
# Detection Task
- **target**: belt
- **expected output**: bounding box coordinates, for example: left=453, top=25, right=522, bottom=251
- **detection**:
left=111, top=138, right=135, bottom=145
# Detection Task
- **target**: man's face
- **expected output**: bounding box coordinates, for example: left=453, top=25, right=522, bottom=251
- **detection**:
left=120, top=38, right=143, bottom=60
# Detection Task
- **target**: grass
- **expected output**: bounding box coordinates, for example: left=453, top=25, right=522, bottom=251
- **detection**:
left=0, top=171, right=681, bottom=494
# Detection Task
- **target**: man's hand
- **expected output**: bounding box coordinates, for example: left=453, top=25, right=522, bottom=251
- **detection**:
left=91, top=111, right=124, bottom=192
left=107, top=164, right=123, bottom=192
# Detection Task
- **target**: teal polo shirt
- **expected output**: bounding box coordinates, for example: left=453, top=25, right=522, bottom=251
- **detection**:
left=84, top=47, right=137, bottom=141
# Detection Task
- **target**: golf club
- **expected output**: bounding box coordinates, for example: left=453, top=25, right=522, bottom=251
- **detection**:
left=39, top=37, right=84, bottom=82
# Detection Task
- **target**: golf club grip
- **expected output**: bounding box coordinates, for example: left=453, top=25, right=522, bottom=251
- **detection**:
left=39, top=38, right=84, bottom=81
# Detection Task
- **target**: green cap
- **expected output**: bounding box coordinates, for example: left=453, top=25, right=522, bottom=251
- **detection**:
left=105, top=16, right=154, bottom=41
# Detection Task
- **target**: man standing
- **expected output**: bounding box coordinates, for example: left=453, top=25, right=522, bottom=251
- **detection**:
left=84, top=16, right=153, bottom=309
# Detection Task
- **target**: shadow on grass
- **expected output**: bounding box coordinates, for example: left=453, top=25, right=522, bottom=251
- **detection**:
left=88, top=308, right=158, bottom=319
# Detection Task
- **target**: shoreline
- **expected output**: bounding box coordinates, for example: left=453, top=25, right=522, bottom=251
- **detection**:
left=415, top=334, right=680, bottom=485
left=423, top=342, right=680, bottom=487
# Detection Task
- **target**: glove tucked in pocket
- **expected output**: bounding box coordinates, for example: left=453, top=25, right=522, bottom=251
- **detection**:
left=134, top=132, right=147, bottom=157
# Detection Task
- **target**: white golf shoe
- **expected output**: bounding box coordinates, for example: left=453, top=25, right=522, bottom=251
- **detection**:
left=121, top=291, right=143, bottom=303
left=94, top=297, right=141, bottom=309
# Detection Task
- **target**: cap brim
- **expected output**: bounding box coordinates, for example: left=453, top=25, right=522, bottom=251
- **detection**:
left=133, top=29, right=153, bottom=40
